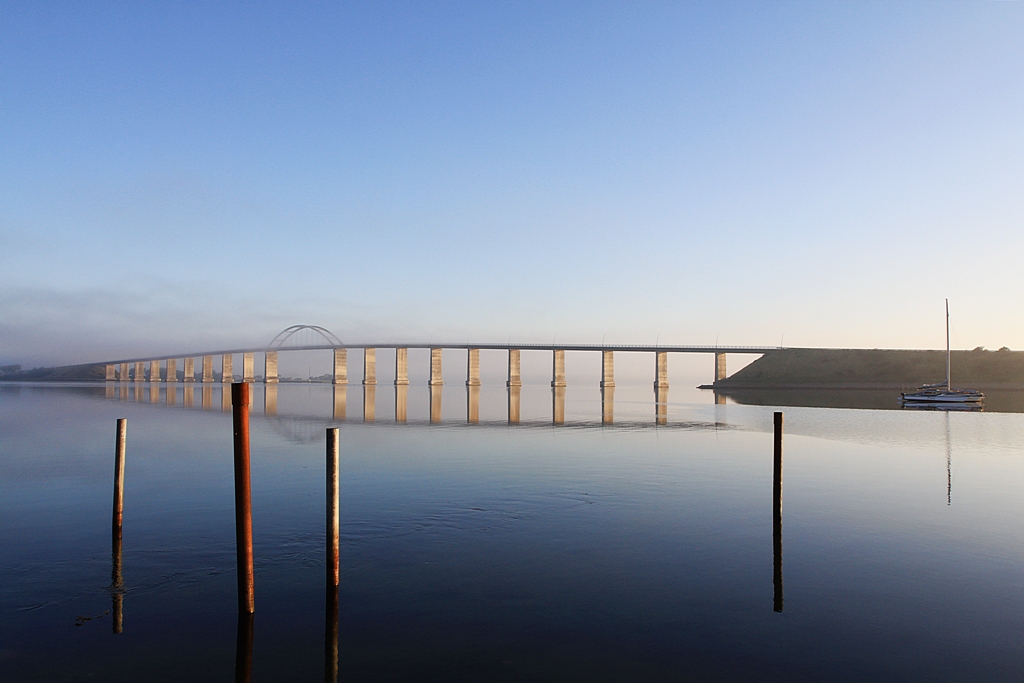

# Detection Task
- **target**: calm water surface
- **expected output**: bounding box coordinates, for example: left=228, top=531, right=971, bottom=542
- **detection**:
left=2, top=382, right=1024, bottom=681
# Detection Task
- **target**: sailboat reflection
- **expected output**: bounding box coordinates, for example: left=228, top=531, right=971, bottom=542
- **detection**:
left=945, top=412, right=952, bottom=506
left=773, top=412, right=783, bottom=613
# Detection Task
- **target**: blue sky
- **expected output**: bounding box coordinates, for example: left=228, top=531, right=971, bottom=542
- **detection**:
left=2, top=1, right=1023, bottom=367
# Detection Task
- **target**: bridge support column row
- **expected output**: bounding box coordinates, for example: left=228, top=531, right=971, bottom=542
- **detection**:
left=264, top=352, right=278, bottom=384
left=715, top=352, right=727, bottom=382
left=134, top=361, right=144, bottom=382
left=149, top=360, right=159, bottom=383
left=507, top=349, right=522, bottom=387
left=243, top=353, right=254, bottom=382
left=552, top=350, right=566, bottom=387
left=183, top=357, right=195, bottom=382
left=466, top=349, right=480, bottom=386
left=167, top=359, right=177, bottom=383
left=429, top=348, right=443, bottom=386
left=333, top=349, right=347, bottom=385
left=394, top=348, right=408, bottom=386
left=601, top=351, right=615, bottom=388
left=202, top=355, right=213, bottom=383
left=363, top=348, right=376, bottom=385
left=106, top=364, right=116, bottom=381
left=222, top=355, right=232, bottom=383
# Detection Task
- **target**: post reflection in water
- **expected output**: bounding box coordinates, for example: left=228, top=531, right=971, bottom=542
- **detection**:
left=655, top=386, right=669, bottom=425
left=183, top=386, right=194, bottom=408
left=552, top=386, right=565, bottom=425
left=429, top=386, right=442, bottom=424
left=467, top=385, right=480, bottom=424
left=602, top=387, right=614, bottom=425
left=222, top=386, right=232, bottom=412
left=508, top=386, right=521, bottom=424
left=773, top=411, right=784, bottom=613
left=134, top=384, right=143, bottom=402
left=363, top=385, right=375, bottom=422
left=235, top=612, right=254, bottom=683
left=395, top=384, right=408, bottom=424
left=325, top=585, right=339, bottom=683
left=111, top=528, right=124, bottom=634
left=265, top=385, right=277, bottom=416
left=149, top=384, right=159, bottom=404
left=106, top=384, right=114, bottom=399
left=166, top=386, right=175, bottom=407
left=202, top=386, right=212, bottom=410
left=332, top=385, right=346, bottom=421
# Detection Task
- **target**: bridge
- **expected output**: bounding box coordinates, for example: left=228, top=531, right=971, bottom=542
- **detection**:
left=98, top=325, right=777, bottom=389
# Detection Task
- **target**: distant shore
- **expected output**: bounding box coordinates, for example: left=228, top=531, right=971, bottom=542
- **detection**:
left=705, top=348, right=1024, bottom=390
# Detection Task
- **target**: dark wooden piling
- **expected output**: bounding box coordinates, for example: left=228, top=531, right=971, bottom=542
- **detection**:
left=326, top=428, right=340, bottom=587
left=773, top=411, right=784, bottom=613
left=232, top=383, right=255, bottom=614
left=111, top=418, right=126, bottom=633
left=325, top=427, right=341, bottom=682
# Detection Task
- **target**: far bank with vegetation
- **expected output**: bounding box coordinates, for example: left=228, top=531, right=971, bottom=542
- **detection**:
left=709, top=347, right=1024, bottom=390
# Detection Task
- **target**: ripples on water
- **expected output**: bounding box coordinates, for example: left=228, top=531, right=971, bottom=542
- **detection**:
left=2, top=382, right=1024, bottom=681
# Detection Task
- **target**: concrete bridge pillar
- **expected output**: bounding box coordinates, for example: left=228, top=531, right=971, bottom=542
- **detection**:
left=183, top=357, right=195, bottom=382
left=202, top=355, right=213, bottom=383
left=264, top=352, right=278, bottom=384
left=601, top=351, right=615, bottom=388
left=466, top=349, right=480, bottom=387
left=508, top=386, right=521, bottom=424
left=715, top=352, right=727, bottom=382
left=394, top=348, right=409, bottom=386
left=149, top=360, right=160, bottom=382
left=507, top=349, right=522, bottom=387
left=429, top=348, right=443, bottom=386
left=333, top=385, right=347, bottom=421
left=655, top=352, right=669, bottom=389
left=362, top=349, right=376, bottom=385
left=553, top=386, right=566, bottom=424
left=106, top=364, right=116, bottom=381
left=222, top=355, right=233, bottom=383
left=333, top=349, right=347, bottom=385
left=552, top=350, right=566, bottom=387
left=120, top=362, right=131, bottom=381
left=395, top=384, right=408, bottom=423
left=243, top=353, right=255, bottom=383
left=134, top=361, right=144, bottom=383
left=467, top=385, right=480, bottom=424
left=167, top=359, right=178, bottom=383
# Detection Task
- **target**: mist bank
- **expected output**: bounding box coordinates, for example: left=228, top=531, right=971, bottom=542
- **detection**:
left=708, top=348, right=1024, bottom=390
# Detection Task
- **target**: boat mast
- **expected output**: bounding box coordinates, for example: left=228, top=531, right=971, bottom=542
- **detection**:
left=946, top=298, right=951, bottom=391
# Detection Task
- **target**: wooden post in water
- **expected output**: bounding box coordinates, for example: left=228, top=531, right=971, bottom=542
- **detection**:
left=773, top=411, right=784, bottom=613
left=232, top=383, right=255, bottom=614
left=326, top=428, right=340, bottom=587
left=325, top=428, right=340, bottom=682
left=111, top=418, right=127, bottom=634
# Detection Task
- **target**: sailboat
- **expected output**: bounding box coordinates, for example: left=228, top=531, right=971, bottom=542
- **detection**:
left=900, top=300, right=984, bottom=406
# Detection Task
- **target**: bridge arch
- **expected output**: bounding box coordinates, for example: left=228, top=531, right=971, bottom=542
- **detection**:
left=268, top=325, right=343, bottom=348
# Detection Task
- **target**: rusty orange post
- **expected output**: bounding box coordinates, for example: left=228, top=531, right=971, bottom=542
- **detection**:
left=232, top=383, right=255, bottom=614
left=326, top=428, right=340, bottom=586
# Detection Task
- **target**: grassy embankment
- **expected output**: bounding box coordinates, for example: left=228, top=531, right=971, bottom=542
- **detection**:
left=712, top=347, right=1024, bottom=389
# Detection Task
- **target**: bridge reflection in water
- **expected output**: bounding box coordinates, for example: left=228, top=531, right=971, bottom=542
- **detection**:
left=93, top=381, right=740, bottom=440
